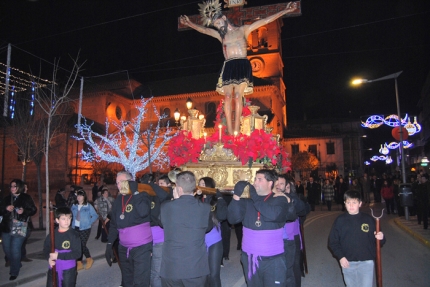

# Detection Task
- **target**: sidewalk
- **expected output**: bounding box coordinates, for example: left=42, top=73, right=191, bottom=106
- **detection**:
left=393, top=215, right=430, bottom=248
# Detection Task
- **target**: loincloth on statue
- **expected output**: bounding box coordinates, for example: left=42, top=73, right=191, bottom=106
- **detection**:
left=216, top=58, right=254, bottom=96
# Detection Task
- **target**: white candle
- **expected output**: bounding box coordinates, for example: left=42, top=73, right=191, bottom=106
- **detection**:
left=218, top=124, right=222, bottom=141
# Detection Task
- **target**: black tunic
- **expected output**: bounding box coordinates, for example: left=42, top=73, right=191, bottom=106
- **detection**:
left=43, top=228, right=82, bottom=261
left=107, top=192, right=152, bottom=244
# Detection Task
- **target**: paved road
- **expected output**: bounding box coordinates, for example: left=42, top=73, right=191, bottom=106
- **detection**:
left=4, top=202, right=430, bottom=287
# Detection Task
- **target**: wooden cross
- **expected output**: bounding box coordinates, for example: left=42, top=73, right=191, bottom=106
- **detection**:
left=178, top=1, right=302, bottom=30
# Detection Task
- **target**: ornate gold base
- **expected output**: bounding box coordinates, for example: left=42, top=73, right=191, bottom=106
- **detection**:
left=181, top=161, right=264, bottom=190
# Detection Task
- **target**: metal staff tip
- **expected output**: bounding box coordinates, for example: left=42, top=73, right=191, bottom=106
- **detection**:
left=370, top=208, right=384, bottom=219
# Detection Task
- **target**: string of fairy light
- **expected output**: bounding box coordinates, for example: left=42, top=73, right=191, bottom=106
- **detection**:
left=0, top=62, right=54, bottom=118
left=362, top=113, right=422, bottom=166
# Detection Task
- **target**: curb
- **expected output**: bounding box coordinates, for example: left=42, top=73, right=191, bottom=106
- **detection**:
left=1, top=254, right=106, bottom=287
left=393, top=217, right=430, bottom=249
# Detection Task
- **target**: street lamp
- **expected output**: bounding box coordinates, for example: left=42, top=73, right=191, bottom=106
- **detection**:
left=353, top=71, right=412, bottom=219
left=186, top=98, right=193, bottom=110
left=174, top=108, right=180, bottom=127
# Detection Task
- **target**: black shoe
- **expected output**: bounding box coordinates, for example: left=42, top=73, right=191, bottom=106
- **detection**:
left=224, top=257, right=229, bottom=260
left=9, top=275, right=17, bottom=281
left=101, top=240, right=108, bottom=243
left=237, top=246, right=241, bottom=250
left=5, top=261, right=10, bottom=267
left=21, top=257, right=33, bottom=262
left=95, top=236, right=100, bottom=240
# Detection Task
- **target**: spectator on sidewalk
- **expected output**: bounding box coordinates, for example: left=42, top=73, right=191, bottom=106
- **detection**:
left=417, top=173, right=429, bottom=230
left=71, top=189, right=98, bottom=270
left=55, top=188, right=68, bottom=208
left=94, top=187, right=114, bottom=243
left=360, top=173, right=372, bottom=204
left=322, top=179, right=335, bottom=211
left=381, top=180, right=395, bottom=215
left=0, top=179, right=37, bottom=281
left=306, top=177, right=320, bottom=211
left=67, top=185, right=80, bottom=208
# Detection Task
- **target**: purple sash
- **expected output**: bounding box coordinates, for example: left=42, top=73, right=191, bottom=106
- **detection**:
left=49, top=249, right=76, bottom=287
left=119, top=222, right=152, bottom=258
left=242, top=227, right=284, bottom=279
left=205, top=224, right=222, bottom=250
left=151, top=226, right=164, bottom=245
left=283, top=218, right=302, bottom=249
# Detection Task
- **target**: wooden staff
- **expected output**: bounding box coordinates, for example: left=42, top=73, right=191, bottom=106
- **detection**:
left=136, top=183, right=216, bottom=196
left=300, top=223, right=308, bottom=274
left=371, top=208, right=384, bottom=287
left=98, top=212, right=121, bottom=267
left=49, top=207, right=57, bottom=287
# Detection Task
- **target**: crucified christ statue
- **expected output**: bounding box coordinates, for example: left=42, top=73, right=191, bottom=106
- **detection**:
left=180, top=1, right=297, bottom=135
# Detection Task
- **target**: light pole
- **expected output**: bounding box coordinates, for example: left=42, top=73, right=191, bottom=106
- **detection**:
left=352, top=71, right=412, bottom=220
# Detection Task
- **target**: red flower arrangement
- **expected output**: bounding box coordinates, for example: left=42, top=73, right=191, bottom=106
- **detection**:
left=168, top=99, right=291, bottom=172
left=168, top=131, right=205, bottom=167
left=168, top=128, right=291, bottom=172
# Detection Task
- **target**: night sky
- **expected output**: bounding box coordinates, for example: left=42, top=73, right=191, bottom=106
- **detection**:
left=1, top=0, right=429, bottom=125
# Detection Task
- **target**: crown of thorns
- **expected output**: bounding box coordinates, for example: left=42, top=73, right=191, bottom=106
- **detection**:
left=198, top=0, right=223, bottom=26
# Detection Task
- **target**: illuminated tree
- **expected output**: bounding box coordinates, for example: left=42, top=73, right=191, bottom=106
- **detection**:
left=291, top=151, right=319, bottom=173
left=75, top=97, right=175, bottom=179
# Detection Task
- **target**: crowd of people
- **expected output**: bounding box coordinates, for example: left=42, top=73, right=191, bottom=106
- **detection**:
left=1, top=167, right=428, bottom=286
left=298, top=170, right=430, bottom=231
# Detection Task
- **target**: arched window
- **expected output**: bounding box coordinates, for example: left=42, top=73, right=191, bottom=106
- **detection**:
left=163, top=108, right=171, bottom=118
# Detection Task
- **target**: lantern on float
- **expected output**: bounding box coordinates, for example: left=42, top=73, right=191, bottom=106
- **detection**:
left=391, top=126, right=408, bottom=141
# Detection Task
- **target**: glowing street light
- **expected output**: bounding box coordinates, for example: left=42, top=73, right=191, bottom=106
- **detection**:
left=174, top=108, right=180, bottom=126
left=186, top=98, right=193, bottom=110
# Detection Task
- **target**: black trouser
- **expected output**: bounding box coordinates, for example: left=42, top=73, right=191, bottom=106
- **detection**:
left=119, top=241, right=152, bottom=287
left=101, top=221, right=110, bottom=242
left=96, top=220, right=102, bottom=239
left=21, top=226, right=32, bottom=259
left=46, top=267, right=77, bottom=287
left=283, top=239, right=296, bottom=287
left=384, top=198, right=395, bottom=214
left=220, top=220, right=231, bottom=259
left=417, top=203, right=429, bottom=229
left=161, top=276, right=208, bottom=287
left=234, top=223, right=243, bottom=249
left=292, top=234, right=301, bottom=287
left=326, top=200, right=332, bottom=211
left=374, top=190, right=381, bottom=202
left=207, top=241, right=223, bottom=287
left=241, top=252, right=287, bottom=287
left=75, top=227, right=91, bottom=260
